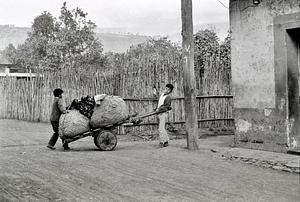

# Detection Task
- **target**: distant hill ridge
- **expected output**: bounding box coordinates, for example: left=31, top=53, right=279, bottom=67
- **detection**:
left=0, top=22, right=229, bottom=53
left=0, top=25, right=149, bottom=53
left=98, top=32, right=149, bottom=53
left=0, top=25, right=31, bottom=51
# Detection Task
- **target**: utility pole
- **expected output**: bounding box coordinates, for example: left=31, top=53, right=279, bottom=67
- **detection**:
left=181, top=0, right=199, bottom=150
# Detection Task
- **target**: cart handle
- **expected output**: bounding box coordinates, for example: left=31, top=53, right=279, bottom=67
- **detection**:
left=134, top=108, right=171, bottom=119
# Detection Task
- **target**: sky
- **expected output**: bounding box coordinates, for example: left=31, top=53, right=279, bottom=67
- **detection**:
left=0, top=0, right=229, bottom=36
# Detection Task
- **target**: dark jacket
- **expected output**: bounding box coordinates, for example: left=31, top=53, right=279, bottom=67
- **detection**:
left=157, top=94, right=172, bottom=113
left=50, top=97, right=67, bottom=122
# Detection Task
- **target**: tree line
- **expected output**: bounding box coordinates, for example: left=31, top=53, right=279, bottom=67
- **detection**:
left=1, top=2, right=230, bottom=74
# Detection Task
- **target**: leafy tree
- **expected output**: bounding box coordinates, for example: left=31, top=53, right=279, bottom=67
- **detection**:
left=55, top=3, right=105, bottom=69
left=12, top=2, right=106, bottom=71
left=194, top=29, right=220, bottom=77
left=2, top=43, right=17, bottom=63
left=106, top=37, right=181, bottom=95
left=13, top=12, right=58, bottom=68
left=194, top=29, right=219, bottom=57
left=220, top=33, right=231, bottom=69
left=107, top=37, right=181, bottom=73
left=31, top=11, right=57, bottom=38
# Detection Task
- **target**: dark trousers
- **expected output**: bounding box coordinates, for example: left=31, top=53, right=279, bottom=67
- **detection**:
left=48, top=121, right=68, bottom=148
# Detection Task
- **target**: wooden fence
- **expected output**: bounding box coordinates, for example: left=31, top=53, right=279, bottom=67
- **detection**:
left=0, top=52, right=233, bottom=131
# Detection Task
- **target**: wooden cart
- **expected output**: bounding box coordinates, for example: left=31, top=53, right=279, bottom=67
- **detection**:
left=61, top=110, right=164, bottom=151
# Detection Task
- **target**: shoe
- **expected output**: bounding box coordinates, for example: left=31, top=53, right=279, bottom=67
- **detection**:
left=47, top=145, right=56, bottom=150
left=63, top=147, right=70, bottom=151
left=63, top=145, right=70, bottom=150
left=163, top=142, right=169, bottom=147
left=63, top=143, right=70, bottom=150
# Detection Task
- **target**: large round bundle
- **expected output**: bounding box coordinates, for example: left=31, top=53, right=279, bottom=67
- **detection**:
left=59, top=110, right=90, bottom=139
left=90, top=96, right=129, bottom=128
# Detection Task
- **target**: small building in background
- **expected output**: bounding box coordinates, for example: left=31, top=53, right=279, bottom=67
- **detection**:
left=0, top=55, right=36, bottom=79
left=230, top=0, right=300, bottom=152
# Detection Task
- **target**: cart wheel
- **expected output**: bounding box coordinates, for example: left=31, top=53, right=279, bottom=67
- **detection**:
left=94, top=130, right=117, bottom=151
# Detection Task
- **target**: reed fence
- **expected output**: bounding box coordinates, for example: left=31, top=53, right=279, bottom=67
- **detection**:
left=0, top=51, right=233, bottom=131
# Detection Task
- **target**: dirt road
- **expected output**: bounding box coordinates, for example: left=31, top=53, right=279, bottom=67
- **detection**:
left=0, top=119, right=299, bottom=202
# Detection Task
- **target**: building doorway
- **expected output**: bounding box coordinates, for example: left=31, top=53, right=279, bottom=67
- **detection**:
left=274, top=12, right=300, bottom=152
left=286, top=27, right=300, bottom=151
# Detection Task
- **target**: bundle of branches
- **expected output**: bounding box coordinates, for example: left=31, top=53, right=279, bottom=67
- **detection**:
left=69, top=95, right=95, bottom=119
left=90, top=96, right=129, bottom=128
left=59, top=110, right=90, bottom=139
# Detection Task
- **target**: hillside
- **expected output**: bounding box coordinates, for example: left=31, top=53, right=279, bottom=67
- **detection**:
left=167, top=22, right=229, bottom=43
left=0, top=25, right=31, bottom=50
left=96, top=33, right=149, bottom=53
left=0, top=22, right=228, bottom=53
left=0, top=25, right=149, bottom=53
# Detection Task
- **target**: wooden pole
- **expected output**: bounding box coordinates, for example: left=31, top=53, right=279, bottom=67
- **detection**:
left=181, top=0, right=199, bottom=150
